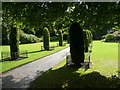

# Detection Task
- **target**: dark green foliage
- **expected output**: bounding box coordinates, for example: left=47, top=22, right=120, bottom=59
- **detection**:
left=63, top=34, right=68, bottom=40
left=43, top=27, right=50, bottom=50
left=67, top=34, right=70, bottom=44
left=22, top=28, right=35, bottom=35
left=83, top=30, right=93, bottom=52
left=69, top=23, right=84, bottom=67
left=35, top=28, right=43, bottom=38
left=102, top=33, right=120, bottom=42
left=20, top=33, right=42, bottom=44
left=2, top=25, right=10, bottom=45
left=104, top=34, right=116, bottom=42
left=50, top=36, right=58, bottom=41
left=58, top=30, right=63, bottom=46
left=83, top=30, right=89, bottom=52
left=105, top=34, right=115, bottom=40
left=9, top=27, right=19, bottom=60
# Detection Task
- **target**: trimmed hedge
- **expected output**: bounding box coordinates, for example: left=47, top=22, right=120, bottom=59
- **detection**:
left=20, top=33, right=42, bottom=44
left=83, top=30, right=93, bottom=52
left=9, top=27, right=19, bottom=60
left=69, top=23, right=84, bottom=67
left=43, top=27, right=50, bottom=50
left=58, top=30, right=63, bottom=46
left=83, top=30, right=89, bottom=52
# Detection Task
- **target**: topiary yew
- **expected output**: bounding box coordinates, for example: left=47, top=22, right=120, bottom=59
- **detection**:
left=69, top=23, right=84, bottom=67
left=58, top=30, right=63, bottom=46
left=43, top=27, right=50, bottom=50
left=83, top=30, right=93, bottom=52
left=83, top=30, right=89, bottom=52
left=10, top=26, right=19, bottom=60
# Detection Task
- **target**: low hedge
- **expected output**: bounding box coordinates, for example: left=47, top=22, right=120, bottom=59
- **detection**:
left=20, top=33, right=42, bottom=44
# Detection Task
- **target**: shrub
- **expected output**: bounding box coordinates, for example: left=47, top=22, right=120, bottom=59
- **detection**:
left=58, top=30, right=63, bottom=46
left=83, top=30, right=89, bottom=52
left=69, top=23, right=84, bottom=67
left=20, top=33, right=42, bottom=44
left=105, top=34, right=115, bottom=42
left=43, top=27, right=50, bottom=50
left=9, top=27, right=19, bottom=60
left=83, top=30, right=93, bottom=52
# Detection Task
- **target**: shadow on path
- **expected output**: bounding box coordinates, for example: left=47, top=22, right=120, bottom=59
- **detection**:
left=2, top=70, right=45, bottom=88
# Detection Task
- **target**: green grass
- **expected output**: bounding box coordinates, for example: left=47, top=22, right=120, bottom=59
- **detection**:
left=0, top=41, right=69, bottom=73
left=30, top=41, right=120, bottom=88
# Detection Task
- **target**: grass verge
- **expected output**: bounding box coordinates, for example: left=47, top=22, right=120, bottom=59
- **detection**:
left=1, top=41, right=69, bottom=73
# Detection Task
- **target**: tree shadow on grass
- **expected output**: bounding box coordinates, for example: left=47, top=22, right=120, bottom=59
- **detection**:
left=28, top=48, right=55, bottom=54
left=30, top=66, right=120, bottom=88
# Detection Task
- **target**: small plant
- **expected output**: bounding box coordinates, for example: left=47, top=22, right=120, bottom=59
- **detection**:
left=43, top=27, right=50, bottom=50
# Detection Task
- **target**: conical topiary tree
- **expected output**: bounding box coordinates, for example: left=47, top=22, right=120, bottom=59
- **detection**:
left=69, top=23, right=84, bottom=67
left=43, top=27, right=50, bottom=50
left=10, top=26, right=19, bottom=60
left=67, top=34, right=70, bottom=44
left=58, top=30, right=63, bottom=46
left=89, top=31, right=93, bottom=46
left=83, top=30, right=89, bottom=52
left=83, top=30, right=93, bottom=52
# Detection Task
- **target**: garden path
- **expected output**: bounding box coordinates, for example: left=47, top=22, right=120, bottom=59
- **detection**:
left=1, top=47, right=70, bottom=89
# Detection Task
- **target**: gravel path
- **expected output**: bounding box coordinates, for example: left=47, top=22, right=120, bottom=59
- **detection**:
left=1, top=47, right=70, bottom=89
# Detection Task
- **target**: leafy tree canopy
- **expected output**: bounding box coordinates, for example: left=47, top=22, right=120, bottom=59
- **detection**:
left=2, top=2, right=120, bottom=39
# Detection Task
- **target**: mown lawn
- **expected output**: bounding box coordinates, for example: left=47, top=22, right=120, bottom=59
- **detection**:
left=0, top=41, right=69, bottom=73
left=30, top=41, right=120, bottom=88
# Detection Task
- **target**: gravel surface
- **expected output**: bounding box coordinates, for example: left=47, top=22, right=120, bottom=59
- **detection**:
left=1, top=47, right=70, bottom=89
